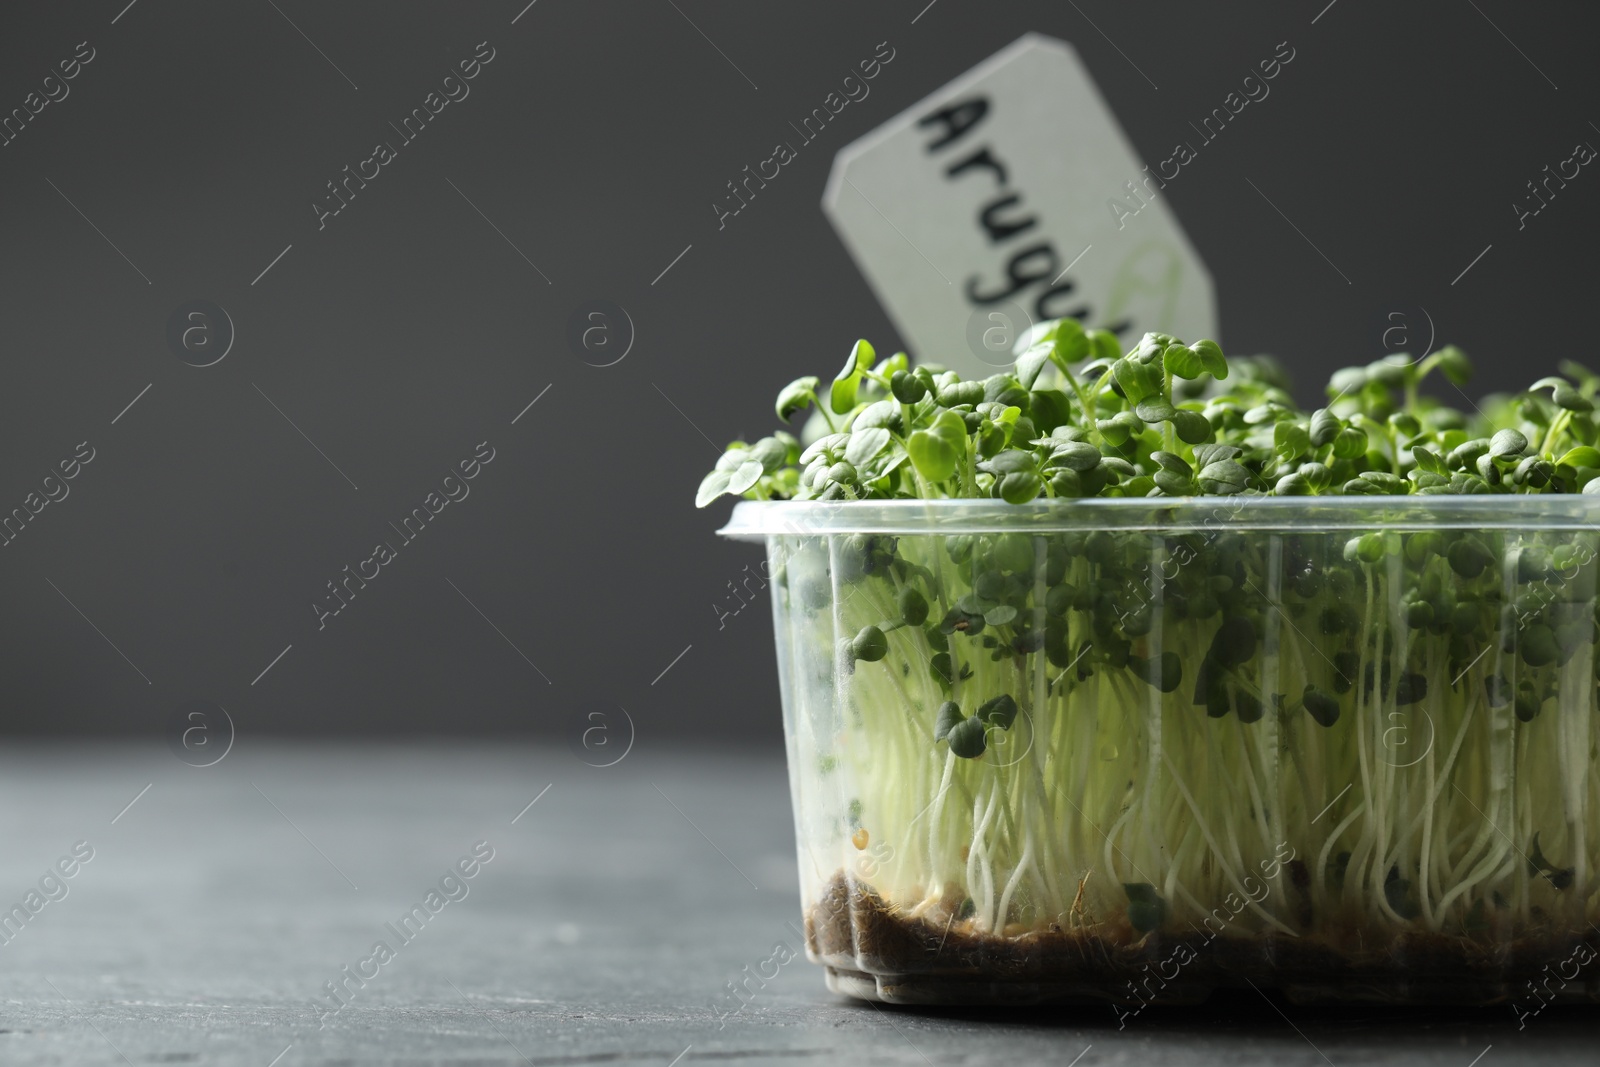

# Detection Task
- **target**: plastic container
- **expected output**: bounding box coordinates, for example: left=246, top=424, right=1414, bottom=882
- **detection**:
left=720, top=497, right=1600, bottom=1008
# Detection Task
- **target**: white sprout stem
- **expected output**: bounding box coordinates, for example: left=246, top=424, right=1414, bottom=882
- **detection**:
left=807, top=527, right=1598, bottom=950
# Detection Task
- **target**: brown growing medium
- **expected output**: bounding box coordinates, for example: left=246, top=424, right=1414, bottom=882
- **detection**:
left=804, top=871, right=1600, bottom=1007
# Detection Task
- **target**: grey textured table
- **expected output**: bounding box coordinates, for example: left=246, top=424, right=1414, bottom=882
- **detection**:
left=0, top=743, right=1593, bottom=1066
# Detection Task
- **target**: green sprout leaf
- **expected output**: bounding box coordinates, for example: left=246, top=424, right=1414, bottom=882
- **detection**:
left=1411, top=445, right=1445, bottom=476
left=1015, top=343, right=1054, bottom=391
left=890, top=369, right=927, bottom=403
left=748, top=436, right=789, bottom=472
left=1490, top=428, right=1528, bottom=459
left=1123, top=883, right=1168, bottom=933
left=1198, top=459, right=1250, bottom=494
left=1044, top=318, right=1089, bottom=364
left=1531, top=376, right=1593, bottom=412
left=1308, top=408, right=1340, bottom=447
left=998, top=471, right=1042, bottom=504
left=830, top=339, right=875, bottom=415
left=704, top=320, right=1600, bottom=535
left=1303, top=687, right=1341, bottom=727
left=844, top=427, right=892, bottom=469
left=1132, top=651, right=1182, bottom=693
left=1113, top=358, right=1157, bottom=404
left=1433, top=345, right=1473, bottom=386
left=776, top=376, right=819, bottom=421
left=908, top=409, right=968, bottom=483
left=946, top=715, right=987, bottom=758
left=695, top=469, right=732, bottom=508
left=977, top=693, right=1019, bottom=728
left=1558, top=445, right=1600, bottom=468
left=851, top=625, right=889, bottom=662
left=1172, top=410, right=1212, bottom=445
left=1332, top=426, right=1369, bottom=459
left=1193, top=339, right=1227, bottom=379
left=1135, top=398, right=1178, bottom=423
left=1274, top=420, right=1312, bottom=461
left=983, top=604, right=1018, bottom=627
left=727, top=460, right=764, bottom=496
left=1163, top=343, right=1204, bottom=380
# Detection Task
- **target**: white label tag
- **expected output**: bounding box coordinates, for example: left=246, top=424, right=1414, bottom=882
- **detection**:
left=823, top=33, right=1216, bottom=378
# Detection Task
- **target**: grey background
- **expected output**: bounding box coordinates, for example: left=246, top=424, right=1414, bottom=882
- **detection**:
left=1, top=0, right=1596, bottom=743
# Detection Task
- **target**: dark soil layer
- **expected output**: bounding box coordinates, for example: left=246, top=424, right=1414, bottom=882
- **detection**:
left=806, top=872, right=1600, bottom=1006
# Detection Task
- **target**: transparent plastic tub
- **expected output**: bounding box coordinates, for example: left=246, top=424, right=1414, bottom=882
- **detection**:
left=720, top=497, right=1600, bottom=1008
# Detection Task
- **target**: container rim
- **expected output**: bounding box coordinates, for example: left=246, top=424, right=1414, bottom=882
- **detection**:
left=717, top=496, right=1600, bottom=541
